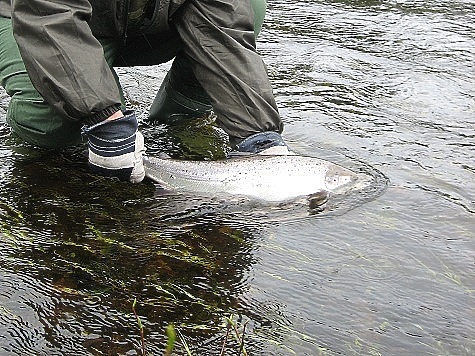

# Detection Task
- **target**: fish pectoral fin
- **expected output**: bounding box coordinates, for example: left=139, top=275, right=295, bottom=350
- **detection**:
left=143, top=171, right=175, bottom=191
left=307, top=191, right=329, bottom=210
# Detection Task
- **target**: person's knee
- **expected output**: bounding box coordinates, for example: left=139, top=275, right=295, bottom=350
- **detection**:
left=2, top=62, right=81, bottom=147
left=7, top=97, right=82, bottom=148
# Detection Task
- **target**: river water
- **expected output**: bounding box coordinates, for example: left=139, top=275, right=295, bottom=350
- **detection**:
left=0, top=0, right=474, bottom=355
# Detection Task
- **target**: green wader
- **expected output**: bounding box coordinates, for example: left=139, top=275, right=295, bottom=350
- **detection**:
left=0, top=0, right=270, bottom=148
left=0, top=16, right=79, bottom=147
left=146, top=0, right=268, bottom=130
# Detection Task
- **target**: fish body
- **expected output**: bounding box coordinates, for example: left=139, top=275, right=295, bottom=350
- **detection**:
left=144, top=155, right=371, bottom=202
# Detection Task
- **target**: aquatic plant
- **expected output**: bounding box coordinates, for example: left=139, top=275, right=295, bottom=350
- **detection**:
left=132, top=298, right=249, bottom=356
left=132, top=298, right=146, bottom=355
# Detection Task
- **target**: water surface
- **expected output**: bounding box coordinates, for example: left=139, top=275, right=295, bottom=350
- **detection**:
left=1, top=0, right=474, bottom=354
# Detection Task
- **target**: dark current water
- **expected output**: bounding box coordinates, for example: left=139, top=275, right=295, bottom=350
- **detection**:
left=1, top=0, right=474, bottom=355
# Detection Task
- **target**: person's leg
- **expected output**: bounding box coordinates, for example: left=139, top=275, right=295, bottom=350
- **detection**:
left=251, top=0, right=267, bottom=37
left=147, top=53, right=213, bottom=122
left=167, top=0, right=282, bottom=146
left=147, top=0, right=269, bottom=125
left=100, top=38, right=127, bottom=109
left=0, top=16, right=81, bottom=147
left=0, top=16, right=122, bottom=148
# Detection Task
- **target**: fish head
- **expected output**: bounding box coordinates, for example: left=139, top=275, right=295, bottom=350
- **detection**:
left=324, top=165, right=357, bottom=192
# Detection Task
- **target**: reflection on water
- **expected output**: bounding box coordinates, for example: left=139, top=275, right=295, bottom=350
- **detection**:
left=1, top=0, right=474, bottom=354
left=263, top=0, right=474, bottom=215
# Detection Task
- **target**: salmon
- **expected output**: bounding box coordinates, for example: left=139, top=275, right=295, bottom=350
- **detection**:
left=143, top=154, right=371, bottom=204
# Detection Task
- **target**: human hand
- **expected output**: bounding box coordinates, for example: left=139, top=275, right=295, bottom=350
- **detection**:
left=82, top=110, right=145, bottom=183
left=232, top=131, right=293, bottom=156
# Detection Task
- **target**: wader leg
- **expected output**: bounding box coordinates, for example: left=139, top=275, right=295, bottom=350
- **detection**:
left=100, top=38, right=127, bottom=109
left=0, top=16, right=122, bottom=148
left=171, top=0, right=282, bottom=146
left=0, top=16, right=81, bottom=147
left=148, top=54, right=213, bottom=122
left=252, top=0, right=267, bottom=37
left=147, top=0, right=270, bottom=128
